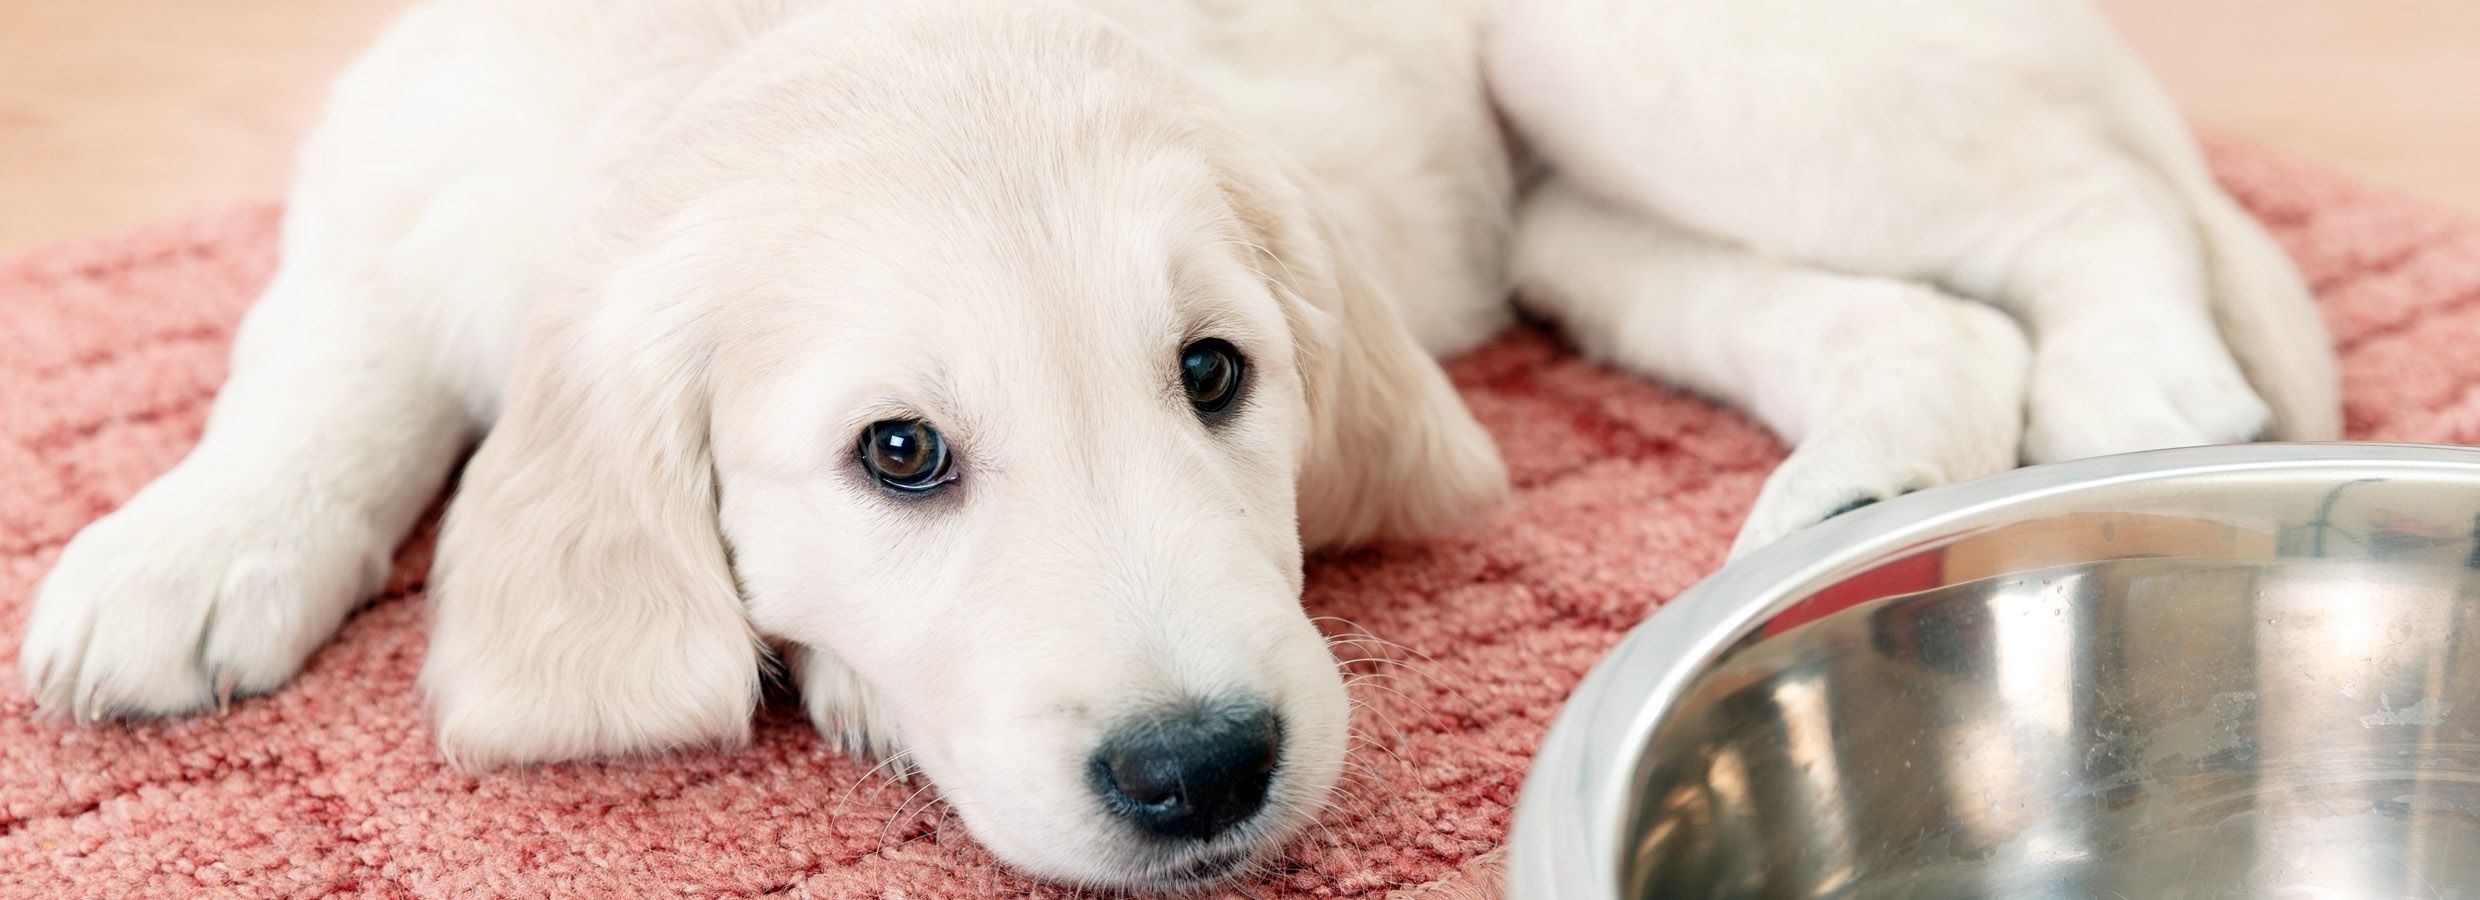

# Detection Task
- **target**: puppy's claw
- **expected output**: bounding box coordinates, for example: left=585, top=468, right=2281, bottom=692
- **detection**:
left=1824, top=495, right=1885, bottom=520
left=28, top=658, right=54, bottom=707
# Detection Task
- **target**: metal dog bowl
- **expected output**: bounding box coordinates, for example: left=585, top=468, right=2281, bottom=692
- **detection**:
left=1509, top=443, right=2480, bottom=899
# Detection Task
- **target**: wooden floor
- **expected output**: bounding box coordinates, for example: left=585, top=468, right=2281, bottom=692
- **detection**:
left=2, top=0, right=2475, bottom=251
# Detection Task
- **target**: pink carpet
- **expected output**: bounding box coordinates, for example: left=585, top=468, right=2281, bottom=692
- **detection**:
left=3, top=142, right=2477, bottom=898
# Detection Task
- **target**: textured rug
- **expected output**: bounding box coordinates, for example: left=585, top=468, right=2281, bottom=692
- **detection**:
left=3, top=142, right=2477, bottom=899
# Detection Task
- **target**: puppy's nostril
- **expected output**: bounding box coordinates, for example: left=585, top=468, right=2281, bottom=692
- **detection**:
left=1091, top=701, right=1281, bottom=842
left=1101, top=750, right=1186, bottom=807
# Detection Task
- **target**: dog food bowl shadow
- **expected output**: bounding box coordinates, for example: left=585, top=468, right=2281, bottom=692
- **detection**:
left=1508, top=443, right=2480, bottom=899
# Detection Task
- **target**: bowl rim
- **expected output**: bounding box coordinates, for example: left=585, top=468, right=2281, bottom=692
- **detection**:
left=1501, top=441, right=2480, bottom=900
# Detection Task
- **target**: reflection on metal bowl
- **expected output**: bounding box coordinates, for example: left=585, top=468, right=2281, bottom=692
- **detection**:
left=1507, top=443, right=2480, bottom=900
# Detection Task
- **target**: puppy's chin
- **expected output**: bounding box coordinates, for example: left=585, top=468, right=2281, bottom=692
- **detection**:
left=1122, top=838, right=1283, bottom=893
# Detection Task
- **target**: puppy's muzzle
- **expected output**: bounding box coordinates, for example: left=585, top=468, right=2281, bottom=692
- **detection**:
left=1089, top=698, right=1283, bottom=842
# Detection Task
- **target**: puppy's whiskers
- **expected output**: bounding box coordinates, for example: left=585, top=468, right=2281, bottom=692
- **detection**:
left=1313, top=614, right=1453, bottom=666
left=871, top=777, right=948, bottom=855
left=1330, top=649, right=1481, bottom=713
left=1342, top=668, right=1472, bottom=746
left=1343, top=693, right=1415, bottom=741
left=1316, top=615, right=1483, bottom=724
left=1345, top=731, right=1414, bottom=772
left=1341, top=676, right=1434, bottom=737
left=1217, top=238, right=1303, bottom=299
left=829, top=746, right=919, bottom=823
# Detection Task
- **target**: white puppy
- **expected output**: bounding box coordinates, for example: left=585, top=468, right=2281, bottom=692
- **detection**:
left=20, top=0, right=2336, bottom=889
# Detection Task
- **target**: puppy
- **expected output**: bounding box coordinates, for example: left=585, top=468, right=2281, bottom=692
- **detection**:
left=20, top=0, right=2337, bottom=889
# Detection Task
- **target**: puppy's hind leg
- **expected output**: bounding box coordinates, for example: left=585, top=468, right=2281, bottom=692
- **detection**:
left=1513, top=180, right=2030, bottom=557
left=1942, top=161, right=2285, bottom=463
left=21, top=264, right=473, bottom=719
left=1483, top=0, right=2336, bottom=462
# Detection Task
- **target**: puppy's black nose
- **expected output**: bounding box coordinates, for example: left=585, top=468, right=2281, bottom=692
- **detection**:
left=1090, top=700, right=1281, bottom=841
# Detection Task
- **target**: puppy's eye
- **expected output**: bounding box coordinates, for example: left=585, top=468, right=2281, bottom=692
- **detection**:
left=1179, top=339, right=1245, bottom=417
left=857, top=419, right=955, bottom=493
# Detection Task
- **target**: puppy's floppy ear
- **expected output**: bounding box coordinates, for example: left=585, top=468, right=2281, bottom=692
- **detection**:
left=422, top=301, right=761, bottom=768
left=1225, top=162, right=1509, bottom=550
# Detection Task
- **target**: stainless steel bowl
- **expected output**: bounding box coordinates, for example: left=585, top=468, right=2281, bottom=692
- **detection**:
left=1508, top=443, right=2480, bottom=899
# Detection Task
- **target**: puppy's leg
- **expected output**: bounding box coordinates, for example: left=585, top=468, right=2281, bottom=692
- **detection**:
left=22, top=267, right=471, bottom=719
left=1941, top=164, right=2273, bottom=462
left=1950, top=41, right=2341, bottom=460
left=1514, top=180, right=2028, bottom=556
left=1483, top=0, right=2337, bottom=464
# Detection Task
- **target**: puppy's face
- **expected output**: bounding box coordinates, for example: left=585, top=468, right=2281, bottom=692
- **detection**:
left=425, top=6, right=1503, bottom=891
left=705, top=139, right=1349, bottom=885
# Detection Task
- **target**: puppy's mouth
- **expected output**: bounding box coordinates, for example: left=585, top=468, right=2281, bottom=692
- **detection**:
left=1137, top=846, right=1262, bottom=892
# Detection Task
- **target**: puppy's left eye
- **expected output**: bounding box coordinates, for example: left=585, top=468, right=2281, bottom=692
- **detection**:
left=1180, top=339, right=1245, bottom=417
left=858, top=419, right=955, bottom=493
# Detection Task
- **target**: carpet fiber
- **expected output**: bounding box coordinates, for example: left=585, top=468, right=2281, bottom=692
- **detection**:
left=4, top=143, right=2478, bottom=898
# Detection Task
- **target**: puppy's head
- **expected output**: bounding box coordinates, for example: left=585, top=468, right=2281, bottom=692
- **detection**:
left=424, top=3, right=1503, bottom=890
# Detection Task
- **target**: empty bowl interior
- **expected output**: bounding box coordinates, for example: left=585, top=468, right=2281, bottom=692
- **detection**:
left=1619, top=454, right=2480, bottom=899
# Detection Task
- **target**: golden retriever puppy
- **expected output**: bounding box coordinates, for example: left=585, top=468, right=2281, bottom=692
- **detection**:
left=22, top=0, right=2335, bottom=888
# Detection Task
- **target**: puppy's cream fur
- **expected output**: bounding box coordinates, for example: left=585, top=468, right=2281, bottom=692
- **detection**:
left=21, top=0, right=2336, bottom=888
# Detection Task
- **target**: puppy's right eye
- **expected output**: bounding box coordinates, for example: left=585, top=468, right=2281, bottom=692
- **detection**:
left=1179, top=338, right=1245, bottom=418
left=858, top=419, right=955, bottom=493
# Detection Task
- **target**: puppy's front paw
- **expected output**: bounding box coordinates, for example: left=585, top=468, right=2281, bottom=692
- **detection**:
left=20, top=480, right=388, bottom=721
left=1733, top=437, right=1948, bottom=559
left=1733, top=302, right=2029, bottom=558
left=2023, top=329, right=2271, bottom=464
